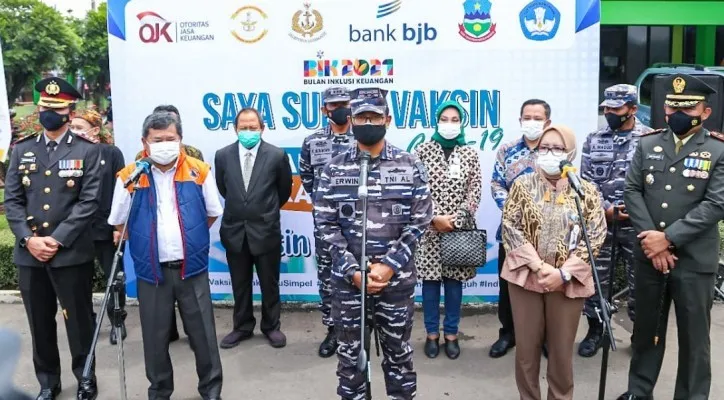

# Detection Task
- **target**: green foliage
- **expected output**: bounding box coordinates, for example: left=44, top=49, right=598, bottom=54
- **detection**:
left=74, top=3, right=109, bottom=106
left=0, top=0, right=81, bottom=105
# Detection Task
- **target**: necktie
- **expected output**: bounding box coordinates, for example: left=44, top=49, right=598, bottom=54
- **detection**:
left=243, top=152, right=253, bottom=189
left=675, top=140, right=683, bottom=155
left=46, top=140, right=57, bottom=154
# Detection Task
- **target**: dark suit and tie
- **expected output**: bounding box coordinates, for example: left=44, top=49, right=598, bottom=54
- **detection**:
left=215, top=112, right=292, bottom=348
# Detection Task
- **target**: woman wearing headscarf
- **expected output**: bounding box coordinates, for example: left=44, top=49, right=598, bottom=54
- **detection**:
left=502, top=125, right=606, bottom=400
left=414, top=100, right=482, bottom=360
left=70, top=109, right=128, bottom=344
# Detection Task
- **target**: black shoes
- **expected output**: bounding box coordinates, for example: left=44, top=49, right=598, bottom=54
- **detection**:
left=36, top=383, right=60, bottom=400
left=489, top=334, right=515, bottom=358
left=76, top=378, right=98, bottom=400
left=109, top=322, right=127, bottom=345
left=319, top=327, right=338, bottom=358
left=444, top=338, right=460, bottom=360
left=616, top=393, right=653, bottom=400
left=578, top=317, right=604, bottom=357
left=424, top=337, right=440, bottom=358
left=219, top=330, right=254, bottom=349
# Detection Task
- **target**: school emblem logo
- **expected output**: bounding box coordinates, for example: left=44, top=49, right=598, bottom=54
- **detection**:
left=289, top=2, right=326, bottom=43
left=519, top=0, right=560, bottom=41
left=458, top=0, right=496, bottom=42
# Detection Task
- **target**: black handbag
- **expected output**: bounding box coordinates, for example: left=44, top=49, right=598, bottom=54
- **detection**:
left=440, top=209, right=487, bottom=268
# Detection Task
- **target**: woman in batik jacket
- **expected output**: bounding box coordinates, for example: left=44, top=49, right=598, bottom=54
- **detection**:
left=502, top=125, right=606, bottom=400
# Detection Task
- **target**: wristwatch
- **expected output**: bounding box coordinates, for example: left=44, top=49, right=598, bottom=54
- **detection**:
left=559, top=268, right=572, bottom=283
left=20, top=236, right=31, bottom=248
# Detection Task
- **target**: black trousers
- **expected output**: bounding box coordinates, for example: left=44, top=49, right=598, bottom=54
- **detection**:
left=227, top=238, right=281, bottom=334
left=137, top=267, right=222, bottom=400
left=18, top=263, right=96, bottom=389
left=93, top=239, right=126, bottom=323
left=497, top=246, right=515, bottom=337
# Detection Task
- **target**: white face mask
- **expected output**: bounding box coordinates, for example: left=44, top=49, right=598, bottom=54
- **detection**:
left=537, top=152, right=567, bottom=175
left=437, top=122, right=462, bottom=140
left=148, top=141, right=180, bottom=165
left=521, top=120, right=546, bottom=141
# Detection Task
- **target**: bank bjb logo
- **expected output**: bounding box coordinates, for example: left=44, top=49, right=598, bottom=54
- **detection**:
left=289, top=2, right=326, bottom=43
left=137, top=11, right=173, bottom=43
left=231, top=5, right=268, bottom=43
left=458, top=0, right=496, bottom=43
left=519, top=0, right=560, bottom=41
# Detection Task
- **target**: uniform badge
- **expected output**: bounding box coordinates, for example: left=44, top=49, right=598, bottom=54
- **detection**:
left=29, top=163, right=37, bottom=172
left=23, top=152, right=35, bottom=157
left=391, top=204, right=403, bottom=216
left=45, top=80, right=61, bottom=95
left=338, top=201, right=356, bottom=218
left=22, top=176, right=31, bottom=187
left=701, top=171, right=709, bottom=179
left=653, top=146, right=663, bottom=153
left=645, top=174, right=654, bottom=185
left=66, top=179, right=75, bottom=188
left=18, top=164, right=25, bottom=170
left=672, top=76, right=686, bottom=94
left=690, top=152, right=699, bottom=157
left=700, top=151, right=711, bottom=159
left=687, top=184, right=695, bottom=192
left=682, top=170, right=690, bottom=178
left=646, top=153, right=664, bottom=161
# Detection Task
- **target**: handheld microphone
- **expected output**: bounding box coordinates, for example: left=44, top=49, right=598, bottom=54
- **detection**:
left=358, top=151, right=371, bottom=198
left=123, top=157, right=152, bottom=188
left=559, top=160, right=585, bottom=198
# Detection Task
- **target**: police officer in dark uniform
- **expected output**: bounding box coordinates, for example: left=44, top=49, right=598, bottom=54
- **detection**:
left=619, top=74, right=723, bottom=400
left=4, top=77, right=101, bottom=400
left=299, top=86, right=354, bottom=358
left=69, top=110, right=128, bottom=345
left=315, top=88, right=433, bottom=399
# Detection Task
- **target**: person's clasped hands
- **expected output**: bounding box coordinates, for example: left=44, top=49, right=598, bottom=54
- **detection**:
left=352, top=262, right=395, bottom=294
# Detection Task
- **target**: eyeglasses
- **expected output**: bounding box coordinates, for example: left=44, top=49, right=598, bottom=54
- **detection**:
left=352, top=115, right=385, bottom=125
left=537, top=146, right=566, bottom=156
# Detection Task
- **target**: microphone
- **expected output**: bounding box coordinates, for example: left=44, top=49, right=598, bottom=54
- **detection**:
left=559, top=160, right=585, bottom=198
left=358, top=151, right=371, bottom=198
left=123, top=157, right=152, bottom=188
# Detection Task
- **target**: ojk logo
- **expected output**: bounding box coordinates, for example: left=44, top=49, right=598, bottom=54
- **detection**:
left=137, top=11, right=174, bottom=43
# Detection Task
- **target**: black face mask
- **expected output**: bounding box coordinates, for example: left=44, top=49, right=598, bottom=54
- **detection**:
left=605, top=112, right=631, bottom=131
left=667, top=110, right=701, bottom=136
left=39, top=110, right=69, bottom=131
left=353, top=124, right=386, bottom=146
left=328, top=107, right=351, bottom=126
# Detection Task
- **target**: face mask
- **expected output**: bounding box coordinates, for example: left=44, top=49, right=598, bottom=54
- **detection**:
left=537, top=152, right=567, bottom=175
left=605, top=112, right=631, bottom=131
left=238, top=130, right=261, bottom=149
left=666, top=110, right=701, bottom=136
left=148, top=141, right=180, bottom=165
left=327, top=107, right=351, bottom=126
left=437, top=122, right=462, bottom=140
left=521, top=120, right=545, bottom=141
left=353, top=124, right=386, bottom=146
left=39, top=110, right=69, bottom=131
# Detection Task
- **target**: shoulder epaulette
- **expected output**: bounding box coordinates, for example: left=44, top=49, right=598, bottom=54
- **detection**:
left=14, top=132, right=40, bottom=144
left=709, top=131, right=724, bottom=142
left=641, top=128, right=667, bottom=137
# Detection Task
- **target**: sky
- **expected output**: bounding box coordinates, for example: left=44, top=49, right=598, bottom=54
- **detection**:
left=40, top=0, right=99, bottom=19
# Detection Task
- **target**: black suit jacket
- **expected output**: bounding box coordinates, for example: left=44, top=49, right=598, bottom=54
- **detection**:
left=92, top=144, right=125, bottom=241
left=215, top=140, right=292, bottom=256
left=4, top=132, right=101, bottom=267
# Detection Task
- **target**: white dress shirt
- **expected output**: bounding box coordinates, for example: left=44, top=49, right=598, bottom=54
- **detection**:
left=107, top=161, right=224, bottom=262
left=239, top=141, right=260, bottom=184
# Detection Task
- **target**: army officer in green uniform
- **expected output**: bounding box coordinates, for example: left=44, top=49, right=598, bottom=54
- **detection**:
left=4, top=77, right=101, bottom=400
left=619, top=74, right=722, bottom=400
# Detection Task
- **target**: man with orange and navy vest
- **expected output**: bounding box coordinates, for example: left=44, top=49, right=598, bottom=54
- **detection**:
left=108, top=111, right=223, bottom=400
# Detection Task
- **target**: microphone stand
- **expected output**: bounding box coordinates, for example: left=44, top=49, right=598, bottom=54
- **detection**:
left=598, top=207, right=619, bottom=400
left=569, top=194, right=616, bottom=400
left=78, top=187, right=138, bottom=400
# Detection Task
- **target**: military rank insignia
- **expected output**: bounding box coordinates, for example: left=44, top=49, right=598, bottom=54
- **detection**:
left=58, top=159, right=84, bottom=178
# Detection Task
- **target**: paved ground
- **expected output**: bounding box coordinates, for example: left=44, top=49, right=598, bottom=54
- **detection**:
left=3, top=302, right=723, bottom=400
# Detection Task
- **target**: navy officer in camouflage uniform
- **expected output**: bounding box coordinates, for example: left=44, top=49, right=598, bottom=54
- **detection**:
left=579, top=84, right=654, bottom=357
left=315, top=87, right=432, bottom=399
left=299, top=86, right=355, bottom=358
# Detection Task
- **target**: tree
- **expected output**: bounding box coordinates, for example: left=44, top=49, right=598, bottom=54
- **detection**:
left=0, top=0, right=81, bottom=106
left=77, top=2, right=109, bottom=108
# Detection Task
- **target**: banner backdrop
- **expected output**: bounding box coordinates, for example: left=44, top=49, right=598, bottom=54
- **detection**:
left=107, top=0, right=601, bottom=302
left=0, top=41, right=13, bottom=162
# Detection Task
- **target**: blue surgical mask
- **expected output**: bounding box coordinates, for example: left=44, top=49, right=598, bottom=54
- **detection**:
left=237, top=130, right=261, bottom=149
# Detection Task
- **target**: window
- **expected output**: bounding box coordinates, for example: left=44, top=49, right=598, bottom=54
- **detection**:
left=639, top=73, right=655, bottom=106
